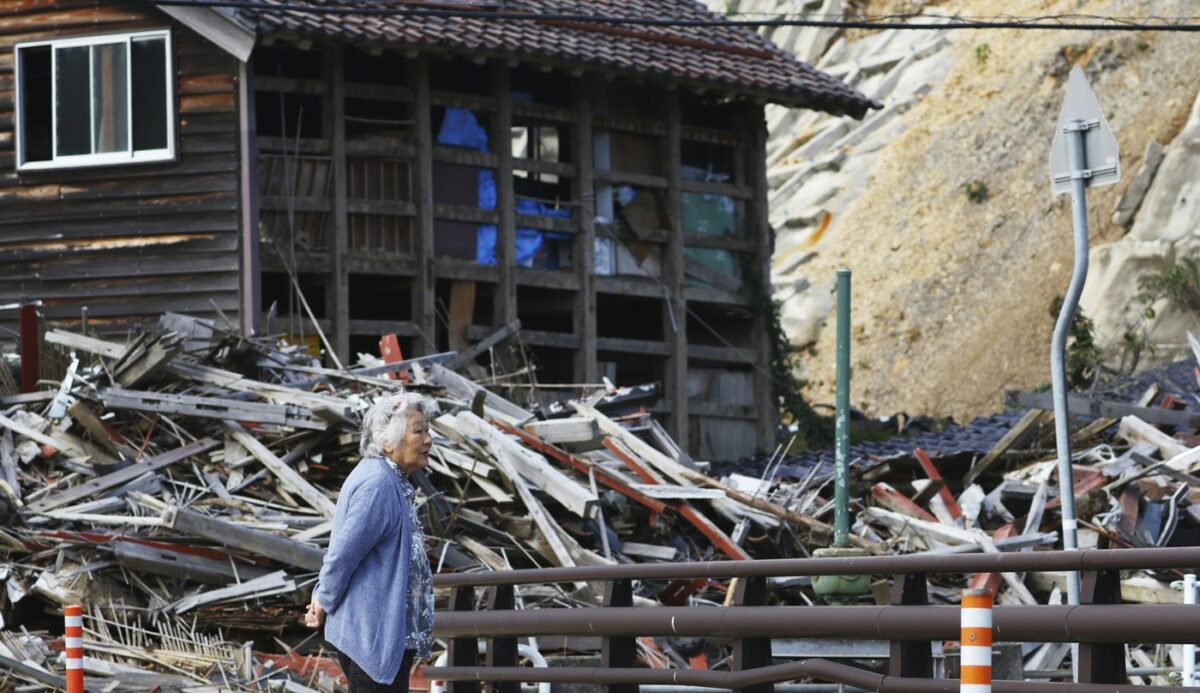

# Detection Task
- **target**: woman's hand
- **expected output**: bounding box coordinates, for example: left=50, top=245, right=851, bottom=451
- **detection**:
left=304, top=595, right=326, bottom=629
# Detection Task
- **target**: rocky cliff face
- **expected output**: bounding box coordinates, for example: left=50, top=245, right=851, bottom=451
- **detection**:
left=713, top=0, right=1200, bottom=421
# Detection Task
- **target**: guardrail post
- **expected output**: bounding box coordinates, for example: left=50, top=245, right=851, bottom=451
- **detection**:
left=602, top=579, right=638, bottom=693
left=732, top=576, right=773, bottom=693
left=448, top=586, right=481, bottom=693
left=486, top=585, right=519, bottom=693
left=1077, top=569, right=1125, bottom=684
left=890, top=573, right=932, bottom=678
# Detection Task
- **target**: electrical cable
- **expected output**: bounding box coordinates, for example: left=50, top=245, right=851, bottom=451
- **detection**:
left=148, top=0, right=1200, bottom=31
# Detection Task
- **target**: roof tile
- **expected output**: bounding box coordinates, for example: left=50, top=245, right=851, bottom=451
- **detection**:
left=220, top=0, right=878, bottom=117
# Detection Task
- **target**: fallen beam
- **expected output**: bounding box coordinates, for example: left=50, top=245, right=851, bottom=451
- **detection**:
left=1007, top=390, right=1200, bottom=429
left=165, top=505, right=325, bottom=571
left=24, top=438, right=219, bottom=514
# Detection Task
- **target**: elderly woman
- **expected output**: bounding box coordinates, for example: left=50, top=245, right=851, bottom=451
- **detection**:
left=304, top=391, right=435, bottom=692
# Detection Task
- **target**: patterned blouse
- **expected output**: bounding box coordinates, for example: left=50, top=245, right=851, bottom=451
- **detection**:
left=390, top=464, right=435, bottom=658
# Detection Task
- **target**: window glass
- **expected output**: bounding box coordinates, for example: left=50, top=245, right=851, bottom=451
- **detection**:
left=91, top=42, right=128, bottom=154
left=55, top=45, right=91, bottom=157
left=131, top=37, right=167, bottom=151
left=17, top=31, right=171, bottom=169
left=19, top=46, right=52, bottom=163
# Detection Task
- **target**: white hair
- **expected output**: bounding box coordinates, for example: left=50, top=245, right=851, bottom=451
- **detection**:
left=360, top=391, right=433, bottom=459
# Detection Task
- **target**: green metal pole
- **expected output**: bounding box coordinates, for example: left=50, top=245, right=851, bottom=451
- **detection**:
left=834, top=268, right=851, bottom=549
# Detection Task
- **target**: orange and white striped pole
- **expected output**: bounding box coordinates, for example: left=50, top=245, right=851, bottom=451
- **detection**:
left=960, top=588, right=992, bottom=693
left=64, top=604, right=84, bottom=693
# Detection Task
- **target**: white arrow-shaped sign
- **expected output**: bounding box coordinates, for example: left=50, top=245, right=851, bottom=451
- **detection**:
left=1048, top=65, right=1120, bottom=195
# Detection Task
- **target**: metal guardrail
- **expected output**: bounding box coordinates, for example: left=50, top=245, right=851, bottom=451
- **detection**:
left=427, top=546, right=1200, bottom=692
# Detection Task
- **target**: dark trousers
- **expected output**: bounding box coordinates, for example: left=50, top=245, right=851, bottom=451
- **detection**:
left=337, top=648, right=416, bottom=693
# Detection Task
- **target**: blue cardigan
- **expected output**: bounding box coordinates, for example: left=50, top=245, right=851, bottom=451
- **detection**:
left=316, top=456, right=413, bottom=683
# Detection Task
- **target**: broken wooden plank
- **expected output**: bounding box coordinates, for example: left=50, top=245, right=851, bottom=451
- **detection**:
left=603, top=437, right=749, bottom=560
left=166, top=360, right=354, bottom=414
left=430, top=364, right=533, bottom=424
left=24, top=438, right=219, bottom=514
left=454, top=412, right=596, bottom=518
left=225, top=422, right=337, bottom=519
left=166, top=505, right=325, bottom=571
left=167, top=570, right=295, bottom=613
left=67, top=400, right=134, bottom=459
left=1008, top=390, right=1200, bottom=429
left=449, top=318, right=521, bottom=370
left=576, top=402, right=695, bottom=486
left=0, top=411, right=77, bottom=457
left=1116, top=415, right=1189, bottom=459
left=114, top=336, right=181, bottom=388
left=620, top=542, right=678, bottom=561
left=44, top=329, right=125, bottom=358
left=455, top=411, right=576, bottom=568
left=103, top=388, right=328, bottom=431
left=964, top=409, right=1051, bottom=485
left=1072, top=417, right=1117, bottom=443
left=496, top=421, right=669, bottom=515
left=114, top=541, right=269, bottom=585
left=871, top=482, right=938, bottom=523
left=628, top=484, right=725, bottom=500
left=523, top=417, right=600, bottom=445
left=914, top=448, right=963, bottom=522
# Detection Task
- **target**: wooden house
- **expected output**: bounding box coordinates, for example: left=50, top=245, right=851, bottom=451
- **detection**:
left=0, top=0, right=876, bottom=458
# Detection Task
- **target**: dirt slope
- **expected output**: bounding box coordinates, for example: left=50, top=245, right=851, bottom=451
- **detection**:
left=785, top=0, right=1200, bottom=421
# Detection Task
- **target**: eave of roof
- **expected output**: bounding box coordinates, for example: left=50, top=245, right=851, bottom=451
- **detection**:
left=145, top=0, right=880, bottom=118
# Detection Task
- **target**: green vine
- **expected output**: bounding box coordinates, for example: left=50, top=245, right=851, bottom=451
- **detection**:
left=1049, top=295, right=1102, bottom=390
left=766, top=298, right=832, bottom=450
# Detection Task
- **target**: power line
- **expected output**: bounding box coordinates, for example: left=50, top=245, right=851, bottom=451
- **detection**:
left=149, top=1, right=1200, bottom=31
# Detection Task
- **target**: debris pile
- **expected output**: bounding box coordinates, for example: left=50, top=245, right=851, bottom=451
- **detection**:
left=0, top=312, right=1198, bottom=689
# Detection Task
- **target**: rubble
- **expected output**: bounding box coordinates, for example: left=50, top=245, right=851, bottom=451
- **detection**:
left=0, top=312, right=1198, bottom=690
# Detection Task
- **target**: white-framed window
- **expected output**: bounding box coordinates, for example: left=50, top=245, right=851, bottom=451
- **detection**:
left=15, top=30, right=174, bottom=171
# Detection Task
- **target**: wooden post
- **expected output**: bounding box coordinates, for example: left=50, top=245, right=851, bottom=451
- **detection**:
left=413, top=56, right=438, bottom=355
left=328, top=46, right=350, bottom=364
left=746, top=104, right=777, bottom=450
left=447, top=586, right=481, bottom=693
left=889, top=573, right=933, bottom=678
left=573, top=78, right=598, bottom=384
left=731, top=576, right=772, bottom=693
left=485, top=585, right=519, bottom=693
left=601, top=579, right=637, bottom=693
left=492, top=62, right=517, bottom=330
left=663, top=91, right=688, bottom=446
left=18, top=304, right=38, bottom=393
left=1077, top=569, right=1126, bottom=683
left=238, top=59, right=261, bottom=335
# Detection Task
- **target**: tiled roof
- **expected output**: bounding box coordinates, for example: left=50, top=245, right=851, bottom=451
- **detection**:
left=218, top=0, right=878, bottom=117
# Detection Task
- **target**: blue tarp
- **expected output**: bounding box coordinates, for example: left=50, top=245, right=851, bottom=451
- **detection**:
left=436, top=106, right=570, bottom=267
left=475, top=200, right=571, bottom=267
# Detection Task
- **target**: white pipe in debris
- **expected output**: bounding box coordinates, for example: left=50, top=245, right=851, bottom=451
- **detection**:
left=429, top=643, right=551, bottom=693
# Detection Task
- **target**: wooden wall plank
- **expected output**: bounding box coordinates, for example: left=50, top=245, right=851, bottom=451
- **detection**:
left=0, top=3, right=242, bottom=338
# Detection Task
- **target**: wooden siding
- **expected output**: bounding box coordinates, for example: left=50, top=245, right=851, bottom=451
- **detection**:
left=0, top=1, right=243, bottom=335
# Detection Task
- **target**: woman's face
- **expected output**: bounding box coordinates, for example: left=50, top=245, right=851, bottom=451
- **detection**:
left=386, top=411, right=432, bottom=475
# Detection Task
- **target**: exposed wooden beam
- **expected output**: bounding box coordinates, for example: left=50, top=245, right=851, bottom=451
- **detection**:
left=167, top=505, right=325, bottom=571
left=413, top=56, right=438, bottom=354
left=493, top=62, right=518, bottom=330
left=225, top=421, right=338, bottom=518
left=664, top=92, right=688, bottom=447
left=573, top=78, right=598, bottom=384
left=329, top=46, right=351, bottom=364
left=746, top=103, right=777, bottom=451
